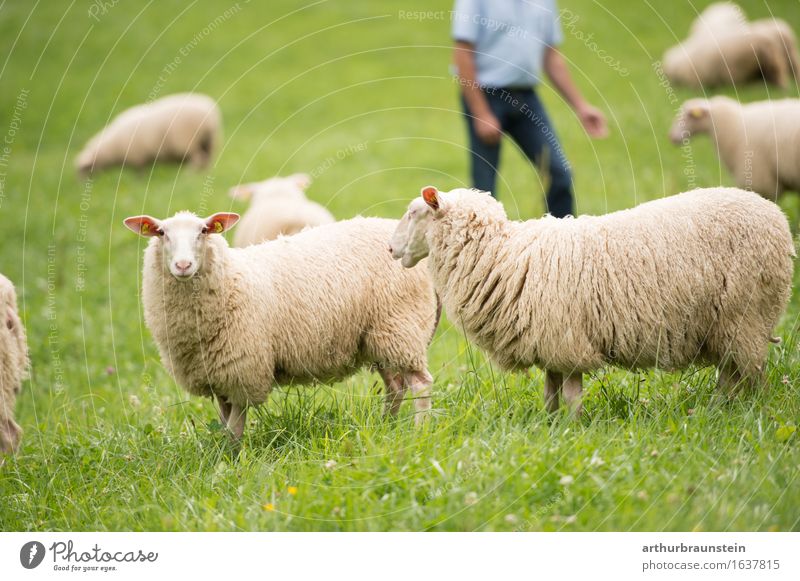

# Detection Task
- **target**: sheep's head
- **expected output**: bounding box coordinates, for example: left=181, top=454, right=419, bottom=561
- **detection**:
left=390, top=185, right=443, bottom=268
left=124, top=211, right=240, bottom=280
left=669, top=100, right=711, bottom=145
left=228, top=173, right=311, bottom=204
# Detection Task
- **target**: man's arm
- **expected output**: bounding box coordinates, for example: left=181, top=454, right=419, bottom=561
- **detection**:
left=454, top=41, right=502, bottom=145
left=543, top=46, right=608, bottom=138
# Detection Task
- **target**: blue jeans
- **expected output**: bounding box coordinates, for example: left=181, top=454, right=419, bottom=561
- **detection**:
left=463, top=87, right=574, bottom=218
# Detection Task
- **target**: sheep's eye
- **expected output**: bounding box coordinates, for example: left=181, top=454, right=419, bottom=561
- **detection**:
left=201, top=226, right=209, bottom=235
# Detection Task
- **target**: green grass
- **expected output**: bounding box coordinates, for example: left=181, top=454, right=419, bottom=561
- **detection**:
left=1, top=0, right=799, bottom=531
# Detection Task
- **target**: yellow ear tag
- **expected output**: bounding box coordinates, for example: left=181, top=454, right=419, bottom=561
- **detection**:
left=141, top=222, right=150, bottom=234
left=214, top=221, right=224, bottom=233
left=689, top=108, right=704, bottom=119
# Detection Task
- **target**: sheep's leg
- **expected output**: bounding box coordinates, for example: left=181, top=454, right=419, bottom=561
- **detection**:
left=562, top=372, right=583, bottom=418
left=216, top=395, right=232, bottom=425
left=406, top=369, right=433, bottom=426
left=226, top=402, right=247, bottom=439
left=0, top=416, right=22, bottom=455
left=544, top=370, right=563, bottom=413
left=379, top=369, right=407, bottom=416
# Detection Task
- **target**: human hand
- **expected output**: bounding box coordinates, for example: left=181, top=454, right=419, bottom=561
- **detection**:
left=473, top=111, right=503, bottom=145
left=577, top=104, right=609, bottom=138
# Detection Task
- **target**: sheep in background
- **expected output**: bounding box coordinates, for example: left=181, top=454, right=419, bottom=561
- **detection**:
left=75, top=93, right=221, bottom=177
left=0, top=274, right=29, bottom=460
left=124, top=211, right=439, bottom=438
left=669, top=96, right=800, bottom=200
left=663, top=2, right=799, bottom=88
left=390, top=186, right=794, bottom=416
left=228, top=173, right=335, bottom=247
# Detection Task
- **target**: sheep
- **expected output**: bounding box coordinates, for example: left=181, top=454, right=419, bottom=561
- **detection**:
left=124, top=211, right=439, bottom=437
left=669, top=96, right=800, bottom=200
left=76, top=93, right=221, bottom=177
left=0, top=274, right=29, bottom=460
left=662, top=2, right=799, bottom=88
left=389, top=186, right=794, bottom=416
left=228, top=173, right=335, bottom=247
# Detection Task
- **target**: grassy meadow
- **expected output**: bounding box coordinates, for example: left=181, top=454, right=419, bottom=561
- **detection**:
left=0, top=0, right=799, bottom=531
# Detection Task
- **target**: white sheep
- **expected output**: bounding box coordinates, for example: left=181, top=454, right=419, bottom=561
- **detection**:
left=124, top=211, right=439, bottom=437
left=0, top=274, right=29, bottom=460
left=228, top=173, right=335, bottom=247
left=669, top=96, right=800, bottom=200
left=76, top=93, right=221, bottom=177
left=663, top=2, right=799, bottom=88
left=390, top=186, right=794, bottom=416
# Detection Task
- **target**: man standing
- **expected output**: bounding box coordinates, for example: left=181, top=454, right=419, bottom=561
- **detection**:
left=452, top=0, right=607, bottom=217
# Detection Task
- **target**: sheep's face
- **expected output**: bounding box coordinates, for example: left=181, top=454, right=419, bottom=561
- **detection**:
left=669, top=100, right=710, bottom=144
left=229, top=173, right=311, bottom=204
left=390, top=186, right=442, bottom=268
left=124, top=212, right=240, bottom=280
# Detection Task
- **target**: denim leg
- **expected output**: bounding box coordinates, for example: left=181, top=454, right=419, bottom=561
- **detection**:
left=504, top=90, right=574, bottom=218
left=462, top=94, right=502, bottom=196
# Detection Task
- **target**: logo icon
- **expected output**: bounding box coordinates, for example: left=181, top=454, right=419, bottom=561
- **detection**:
left=20, top=541, right=45, bottom=569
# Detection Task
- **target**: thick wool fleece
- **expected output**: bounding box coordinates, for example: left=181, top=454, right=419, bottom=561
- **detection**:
left=685, top=97, right=800, bottom=199
left=142, top=218, right=438, bottom=408
left=76, top=93, right=221, bottom=175
left=233, top=191, right=335, bottom=247
left=427, top=189, right=794, bottom=379
left=663, top=2, right=799, bottom=88
left=0, top=274, right=29, bottom=456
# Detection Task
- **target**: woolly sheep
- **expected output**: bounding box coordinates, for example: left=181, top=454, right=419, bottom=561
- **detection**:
left=76, top=93, right=221, bottom=177
left=389, top=186, right=794, bottom=416
left=228, top=173, right=335, bottom=247
left=662, top=2, right=799, bottom=88
left=669, top=96, right=800, bottom=200
left=124, top=211, right=439, bottom=437
left=0, top=274, right=29, bottom=460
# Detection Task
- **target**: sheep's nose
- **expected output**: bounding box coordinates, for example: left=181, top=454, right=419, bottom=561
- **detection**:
left=175, top=260, right=193, bottom=272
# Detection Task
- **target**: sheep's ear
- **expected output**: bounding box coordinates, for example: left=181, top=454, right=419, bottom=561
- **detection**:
left=204, top=212, right=240, bottom=234
left=228, top=184, right=254, bottom=201
left=421, top=185, right=440, bottom=210
left=124, top=215, right=163, bottom=237
left=289, top=173, right=312, bottom=190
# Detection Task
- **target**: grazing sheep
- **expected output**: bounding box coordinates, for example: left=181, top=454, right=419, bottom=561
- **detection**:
left=76, top=93, right=221, bottom=177
left=124, top=211, right=439, bottom=437
left=669, top=96, right=800, bottom=200
left=228, top=173, right=335, bottom=247
left=0, top=274, right=29, bottom=460
left=663, top=2, right=799, bottom=88
left=390, top=186, right=794, bottom=416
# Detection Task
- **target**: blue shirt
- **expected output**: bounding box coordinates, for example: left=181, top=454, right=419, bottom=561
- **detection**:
left=452, top=0, right=563, bottom=87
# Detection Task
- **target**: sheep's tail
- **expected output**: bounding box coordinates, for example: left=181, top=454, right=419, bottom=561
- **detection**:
left=769, top=336, right=782, bottom=344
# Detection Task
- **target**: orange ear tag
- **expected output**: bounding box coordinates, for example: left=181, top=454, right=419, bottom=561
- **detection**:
left=141, top=222, right=150, bottom=234
left=689, top=108, right=703, bottom=119
left=214, top=221, right=224, bottom=233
